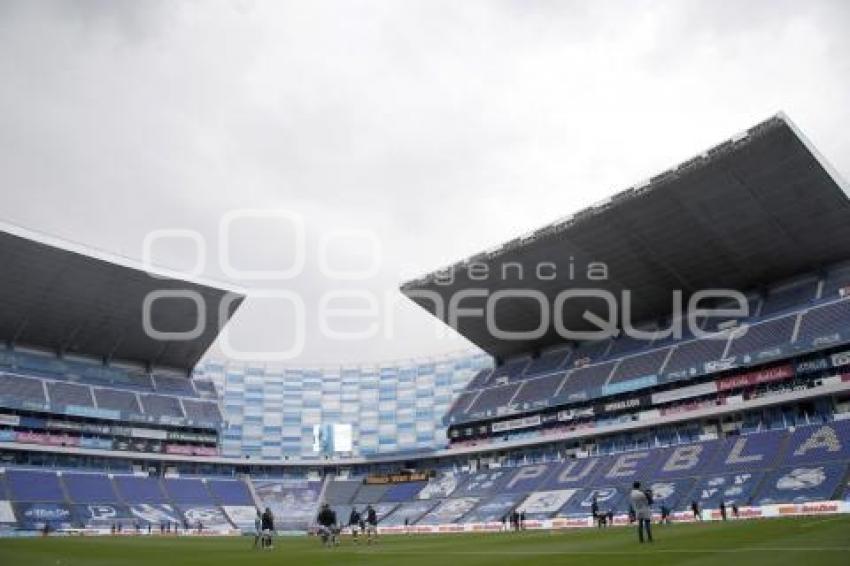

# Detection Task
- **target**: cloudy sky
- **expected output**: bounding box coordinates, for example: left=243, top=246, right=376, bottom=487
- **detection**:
left=1, top=0, right=849, bottom=366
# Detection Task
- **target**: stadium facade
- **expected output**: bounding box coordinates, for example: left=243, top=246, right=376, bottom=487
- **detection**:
left=1, top=113, right=850, bottom=535
left=198, top=355, right=489, bottom=460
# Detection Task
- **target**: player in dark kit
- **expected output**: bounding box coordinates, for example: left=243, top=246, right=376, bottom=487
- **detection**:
left=316, top=503, right=338, bottom=548
left=691, top=500, right=702, bottom=521
left=348, top=507, right=362, bottom=544
left=365, top=504, right=378, bottom=544
left=261, top=507, right=275, bottom=550
left=591, top=496, right=601, bottom=528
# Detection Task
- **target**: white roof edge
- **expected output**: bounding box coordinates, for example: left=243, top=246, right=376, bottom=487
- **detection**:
left=401, top=113, right=797, bottom=289
left=777, top=111, right=850, bottom=198
left=0, top=217, right=247, bottom=296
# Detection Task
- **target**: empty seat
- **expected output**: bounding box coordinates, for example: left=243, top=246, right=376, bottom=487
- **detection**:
left=163, top=478, right=214, bottom=504
left=63, top=473, right=119, bottom=503
left=352, top=483, right=390, bottom=504
left=47, top=381, right=94, bottom=408
left=796, top=300, right=850, bottom=346
left=381, top=481, right=426, bottom=502
left=182, top=399, right=223, bottom=424
left=522, top=349, right=571, bottom=378
left=113, top=476, right=167, bottom=504
left=140, top=394, right=184, bottom=419
left=94, top=388, right=142, bottom=414
left=607, top=347, right=670, bottom=384
left=558, top=361, right=617, bottom=398
left=727, top=315, right=796, bottom=358
left=0, top=374, right=46, bottom=406
left=662, top=337, right=728, bottom=378
left=324, top=480, right=361, bottom=504
left=511, top=373, right=566, bottom=409
left=465, top=383, right=521, bottom=416
left=207, top=479, right=254, bottom=505
left=153, top=375, right=196, bottom=396
left=6, top=470, right=65, bottom=502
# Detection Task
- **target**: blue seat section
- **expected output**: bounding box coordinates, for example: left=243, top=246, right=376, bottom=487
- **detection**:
left=780, top=420, right=850, bottom=465
left=756, top=462, right=848, bottom=505
left=72, top=503, right=136, bottom=528
left=381, top=481, right=426, bottom=502
left=447, top=278, right=850, bottom=417
left=182, top=399, right=223, bottom=425
left=594, top=450, right=668, bottom=484
left=556, top=487, right=624, bottom=518
left=416, top=497, right=480, bottom=525
left=652, top=440, right=723, bottom=479
left=703, top=430, right=786, bottom=473
left=46, top=381, right=94, bottom=408
left=113, top=476, right=167, bottom=504
left=0, top=374, right=47, bottom=408
left=727, top=315, right=797, bottom=359
left=251, top=479, right=321, bottom=531
left=380, top=500, right=437, bottom=526
left=691, top=471, right=764, bottom=508
left=511, top=373, right=566, bottom=411
left=798, top=299, right=850, bottom=345
left=324, top=480, right=361, bottom=505
left=353, top=483, right=390, bottom=503
left=607, top=347, right=670, bottom=385
left=62, top=473, right=119, bottom=503
left=522, top=349, right=571, bottom=378
left=139, top=395, right=184, bottom=419
left=460, top=493, right=522, bottom=523
left=162, top=478, right=214, bottom=504
left=661, top=336, right=728, bottom=381
left=465, top=383, right=521, bottom=418
left=644, top=477, right=696, bottom=511
left=93, top=388, right=141, bottom=414
left=499, top=463, right=553, bottom=494
left=796, top=299, right=850, bottom=347
left=558, top=362, right=617, bottom=400
left=540, top=456, right=608, bottom=490
left=451, top=470, right=512, bottom=497
left=6, top=470, right=65, bottom=502
left=153, top=374, right=197, bottom=396
left=206, top=479, right=254, bottom=506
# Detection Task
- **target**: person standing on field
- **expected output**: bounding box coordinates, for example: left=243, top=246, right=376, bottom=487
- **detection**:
left=630, top=481, right=653, bottom=543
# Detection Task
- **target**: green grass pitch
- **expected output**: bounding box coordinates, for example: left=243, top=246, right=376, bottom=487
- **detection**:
left=1, top=516, right=848, bottom=566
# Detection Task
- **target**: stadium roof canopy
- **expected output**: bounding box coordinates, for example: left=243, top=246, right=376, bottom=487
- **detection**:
left=0, top=225, right=245, bottom=374
left=401, top=113, right=850, bottom=361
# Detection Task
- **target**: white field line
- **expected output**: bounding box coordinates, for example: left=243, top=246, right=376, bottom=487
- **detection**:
left=351, top=547, right=850, bottom=555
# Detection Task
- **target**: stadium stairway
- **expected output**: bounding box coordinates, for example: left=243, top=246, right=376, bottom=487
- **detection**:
left=242, top=476, right=263, bottom=510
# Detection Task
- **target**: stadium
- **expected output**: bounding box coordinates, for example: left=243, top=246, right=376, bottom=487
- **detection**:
left=3, top=2, right=850, bottom=565
left=1, top=112, right=850, bottom=564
